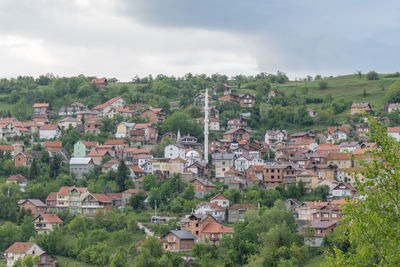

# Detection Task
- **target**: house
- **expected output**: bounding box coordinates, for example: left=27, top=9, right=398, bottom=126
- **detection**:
left=327, top=152, right=352, bottom=169
left=210, top=193, right=230, bottom=208
left=326, top=126, right=350, bottom=143
left=296, top=170, right=319, bottom=192
left=223, top=128, right=250, bottom=142
left=73, top=140, right=98, bottom=157
left=202, top=223, right=234, bottom=244
left=316, top=143, right=340, bottom=157
left=6, top=174, right=27, bottom=192
left=264, top=129, right=288, bottom=145
left=194, top=92, right=211, bottom=106
left=93, top=97, right=125, bottom=118
left=141, top=108, right=165, bottom=123
left=18, top=199, right=47, bottom=217
left=107, top=193, right=123, bottom=207
left=306, top=221, right=337, bottom=247
left=84, top=121, right=103, bottom=135
left=228, top=204, right=257, bottom=223
left=194, top=202, right=226, bottom=222
left=191, top=178, right=216, bottom=198
left=69, top=157, right=94, bottom=179
left=81, top=193, right=113, bottom=215
left=104, top=139, right=129, bottom=151
left=46, top=192, right=57, bottom=208
left=58, top=117, right=80, bottom=129
left=33, top=213, right=63, bottom=234
left=115, top=122, right=135, bottom=138
left=5, top=242, right=56, bottom=267
left=39, top=124, right=61, bottom=140
left=58, top=102, right=87, bottom=116
left=212, top=153, right=236, bottom=179
left=387, top=126, right=400, bottom=141
left=285, top=199, right=301, bottom=218
left=180, top=213, right=219, bottom=240
left=130, top=123, right=158, bottom=143
left=122, top=188, right=140, bottom=206
left=227, top=117, right=247, bottom=129
left=200, top=117, right=220, bottom=131
left=102, top=159, right=119, bottom=173
left=91, top=78, right=108, bottom=88
left=44, top=141, right=62, bottom=153
left=356, top=127, right=370, bottom=140
left=307, top=108, right=318, bottom=117
left=55, top=186, right=89, bottom=213
left=317, top=177, right=339, bottom=191
left=239, top=94, right=255, bottom=108
left=162, top=230, right=196, bottom=252
left=32, top=103, right=50, bottom=114
left=218, top=94, right=239, bottom=103
left=235, top=155, right=252, bottom=172
left=263, top=163, right=302, bottom=190
left=164, top=143, right=186, bottom=159
left=298, top=201, right=328, bottom=221
left=387, top=103, right=400, bottom=113
left=332, top=182, right=356, bottom=200
left=170, top=101, right=181, bottom=111
left=268, top=90, right=276, bottom=98
left=351, top=102, right=371, bottom=115
left=339, top=141, right=359, bottom=152
left=114, top=107, right=134, bottom=118
left=178, top=135, right=202, bottom=150
left=14, top=152, right=32, bottom=168
left=223, top=83, right=232, bottom=95
left=186, top=161, right=209, bottom=178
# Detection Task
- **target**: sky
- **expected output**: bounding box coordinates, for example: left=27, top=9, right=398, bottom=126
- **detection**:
left=0, top=0, right=399, bottom=81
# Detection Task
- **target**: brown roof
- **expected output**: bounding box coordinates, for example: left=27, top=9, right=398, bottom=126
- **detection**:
left=202, top=223, right=234, bottom=234
left=0, top=145, right=14, bottom=151
left=192, top=178, right=216, bottom=187
left=104, top=139, right=127, bottom=145
left=46, top=192, right=57, bottom=202
left=129, top=166, right=145, bottom=173
left=44, top=141, right=62, bottom=148
left=6, top=242, right=35, bottom=253
left=81, top=141, right=98, bottom=147
left=311, top=220, right=336, bottom=229
left=18, top=199, right=47, bottom=207
left=387, top=126, right=400, bottom=133
left=57, top=186, right=87, bottom=196
left=225, top=168, right=241, bottom=174
left=123, top=188, right=140, bottom=194
left=93, top=97, right=121, bottom=110
left=327, top=152, right=351, bottom=160
left=91, top=193, right=112, bottom=203
left=133, top=123, right=152, bottom=129
left=37, top=214, right=63, bottom=223
left=7, top=174, right=27, bottom=182
left=210, top=193, right=228, bottom=201
left=40, top=124, right=59, bottom=130
left=302, top=201, right=328, bottom=209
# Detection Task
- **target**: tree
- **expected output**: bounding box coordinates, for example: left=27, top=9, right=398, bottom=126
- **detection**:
left=28, top=159, right=39, bottom=179
left=142, top=174, right=158, bottom=191
left=356, top=71, right=362, bottom=79
left=110, top=249, right=128, bottom=267
left=116, top=160, right=130, bottom=192
left=50, top=154, right=62, bottom=178
left=182, top=184, right=195, bottom=200
left=129, top=191, right=146, bottom=211
left=141, top=236, right=163, bottom=259
left=326, top=117, right=400, bottom=266
left=318, top=80, right=328, bottom=89
left=385, top=80, right=400, bottom=103
left=21, top=255, right=39, bottom=267
left=20, top=216, right=35, bottom=241
left=366, top=70, right=379, bottom=80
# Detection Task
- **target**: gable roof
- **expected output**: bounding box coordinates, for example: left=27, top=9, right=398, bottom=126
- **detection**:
left=34, top=213, right=63, bottom=223
left=230, top=203, right=257, bottom=210
left=93, top=97, right=121, bottom=110
left=210, top=193, right=228, bottom=201
left=123, top=188, right=140, bottom=194
left=32, top=103, right=49, bottom=108
left=7, top=174, right=27, bottom=182
left=104, top=139, right=127, bottom=145
left=192, top=178, right=216, bottom=187
left=57, top=186, right=87, bottom=196
left=167, top=230, right=196, bottom=240
left=6, top=242, right=36, bottom=253
left=387, top=126, right=400, bottom=133
left=202, top=223, right=234, bottom=234
left=18, top=199, right=46, bottom=207
left=91, top=193, right=112, bottom=203
left=44, top=141, right=62, bottom=148
left=40, top=124, right=59, bottom=130
left=46, top=192, right=57, bottom=202
left=311, top=220, right=336, bottom=229
left=80, top=140, right=98, bottom=147
left=70, top=157, right=93, bottom=165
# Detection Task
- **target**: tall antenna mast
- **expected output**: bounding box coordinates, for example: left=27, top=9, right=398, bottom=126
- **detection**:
left=204, top=87, right=209, bottom=163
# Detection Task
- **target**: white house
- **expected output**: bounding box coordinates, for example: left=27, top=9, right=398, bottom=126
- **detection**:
left=210, top=193, right=230, bottom=208
left=234, top=155, right=252, bottom=172
left=5, top=242, right=45, bottom=267
left=387, top=127, right=400, bottom=141
left=39, top=125, right=61, bottom=140
left=339, top=141, right=359, bottom=152
left=194, top=202, right=225, bottom=222
left=69, top=157, right=94, bottom=179
left=164, top=143, right=186, bottom=159
left=327, top=128, right=348, bottom=143
left=387, top=103, right=400, bottom=113
left=93, top=97, right=126, bottom=118
left=264, top=129, right=288, bottom=145
left=332, top=182, right=356, bottom=200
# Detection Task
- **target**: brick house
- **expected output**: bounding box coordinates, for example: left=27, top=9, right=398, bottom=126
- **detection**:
left=228, top=204, right=257, bottom=223
left=161, top=230, right=196, bottom=252
left=93, top=97, right=125, bottom=118
left=32, top=103, right=50, bottom=115
left=84, top=121, right=104, bottom=135
left=46, top=192, right=57, bottom=208
left=217, top=94, right=239, bottom=103
left=202, top=223, right=234, bottom=244
left=210, top=193, right=230, bottom=208
left=180, top=214, right=218, bottom=239
left=239, top=94, right=255, bottom=108
left=91, top=78, right=108, bottom=88
left=227, top=117, right=247, bottom=129
left=18, top=199, right=47, bottom=217
left=33, top=213, right=63, bottom=234
left=191, top=178, right=216, bottom=198
left=81, top=193, right=113, bottom=215
left=350, top=102, right=371, bottom=116
left=223, top=128, right=250, bottom=142
left=141, top=108, right=165, bottom=123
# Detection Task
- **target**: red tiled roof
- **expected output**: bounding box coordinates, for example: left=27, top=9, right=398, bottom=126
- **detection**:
left=202, top=223, right=234, bottom=234
left=57, top=186, right=87, bottom=196
left=44, top=141, right=62, bottom=148
left=32, top=103, right=49, bottom=108
left=91, top=193, right=112, bottom=203
left=230, top=203, right=257, bottom=210
left=6, top=242, right=35, bottom=253
left=104, top=139, right=127, bottom=145
left=303, top=201, right=328, bottom=209
left=252, top=165, right=264, bottom=171
left=107, top=193, right=122, bottom=200
left=387, top=126, right=400, bottom=133
left=115, top=107, right=132, bottom=113
left=81, top=141, right=98, bottom=147
left=125, top=147, right=152, bottom=154
left=129, top=166, right=145, bottom=173
left=171, top=157, right=187, bottom=163
left=40, top=124, right=58, bottom=130
left=7, top=174, right=27, bottom=182
left=327, top=152, right=351, bottom=160
left=134, top=123, right=152, bottom=129
left=0, top=145, right=14, bottom=151
left=39, top=214, right=63, bottom=223
left=93, top=97, right=121, bottom=110
left=210, top=193, right=228, bottom=201
left=88, top=150, right=108, bottom=157
left=225, top=168, right=240, bottom=174
left=46, top=192, right=57, bottom=202
left=123, top=188, right=140, bottom=194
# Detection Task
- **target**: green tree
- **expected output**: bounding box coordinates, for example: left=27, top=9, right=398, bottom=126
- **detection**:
left=21, top=255, right=39, bottom=267
left=385, top=80, right=400, bottom=103
left=28, top=158, right=40, bottom=179
left=116, top=160, right=130, bottom=192
left=366, top=70, right=379, bottom=80
left=20, top=216, right=35, bottom=241
left=141, top=236, right=163, bottom=259
left=129, top=191, right=147, bottom=211
left=142, top=174, right=158, bottom=191
left=182, top=184, right=195, bottom=200
left=318, top=80, right=328, bottom=89
left=110, top=249, right=128, bottom=267
left=326, top=117, right=400, bottom=266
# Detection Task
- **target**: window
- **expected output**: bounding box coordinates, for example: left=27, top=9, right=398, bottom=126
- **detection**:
left=196, top=223, right=199, bottom=227
left=196, top=231, right=199, bottom=235
left=333, top=214, right=337, bottom=218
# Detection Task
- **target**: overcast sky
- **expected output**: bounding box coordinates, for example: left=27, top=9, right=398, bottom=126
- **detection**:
left=0, top=0, right=399, bottom=81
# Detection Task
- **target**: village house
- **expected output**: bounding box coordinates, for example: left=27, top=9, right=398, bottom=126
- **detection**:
left=115, top=122, right=135, bottom=138
left=91, top=78, right=108, bottom=88
left=387, top=126, right=400, bottom=141
left=81, top=193, right=113, bottom=215
left=307, top=107, right=318, bottom=117
left=201, top=223, right=234, bottom=244
left=88, top=149, right=111, bottom=165
left=69, top=157, right=95, bottom=179
left=316, top=143, right=340, bottom=157
left=332, top=182, right=356, bottom=200
left=32, top=103, right=50, bottom=115
left=339, top=141, right=359, bottom=152
left=180, top=213, right=218, bottom=240
left=223, top=83, right=232, bottom=95
left=169, top=100, right=180, bottom=111
left=114, top=107, right=134, bottom=118
left=102, top=159, right=119, bottom=173
left=55, top=186, right=89, bottom=213
left=39, top=124, right=61, bottom=140
left=227, top=117, right=247, bottom=129
left=218, top=94, right=239, bottom=103
left=239, top=94, right=256, bottom=108
left=326, top=126, right=350, bottom=143
left=223, top=127, right=250, bottom=142
left=46, top=192, right=57, bottom=208
left=129, top=165, right=146, bottom=180
left=194, top=91, right=212, bottom=106
left=191, top=178, right=216, bottom=198
left=33, top=213, right=63, bottom=234
left=122, top=188, right=140, bottom=206
left=178, top=135, right=202, bottom=150
left=210, top=193, right=230, bottom=208
left=84, top=121, right=104, bottom=135
left=93, top=97, right=126, bottom=118
left=327, top=152, right=352, bottom=169
left=263, top=163, right=301, bottom=190
left=296, top=170, right=319, bottom=192
left=224, top=169, right=245, bottom=190
left=186, top=161, right=209, bottom=178
left=5, top=242, right=56, bottom=267
left=161, top=230, right=196, bottom=252
left=356, top=127, right=370, bottom=140
left=73, top=140, right=98, bottom=157
left=14, top=152, right=32, bottom=168
left=140, top=108, right=165, bottom=123
left=264, top=129, right=288, bottom=145
left=6, top=174, right=27, bottom=192
left=18, top=199, right=47, bottom=217
left=350, top=102, right=371, bottom=116
left=58, top=102, right=87, bottom=116
left=386, top=103, right=400, bottom=113
left=130, top=123, right=158, bottom=143
left=107, top=193, right=123, bottom=207
left=194, top=202, right=226, bottom=222
left=228, top=204, right=257, bottom=223
left=298, top=201, right=328, bottom=221
left=200, top=117, right=220, bottom=131
left=306, top=221, right=337, bottom=247
left=164, top=143, right=186, bottom=159
left=58, top=117, right=80, bottom=129
left=212, top=153, right=236, bottom=179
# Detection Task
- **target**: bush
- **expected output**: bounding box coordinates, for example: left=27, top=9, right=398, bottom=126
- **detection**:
left=318, top=80, right=328, bottom=89
left=367, top=71, right=379, bottom=80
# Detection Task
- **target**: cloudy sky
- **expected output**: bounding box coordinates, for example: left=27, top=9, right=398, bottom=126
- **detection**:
left=0, top=0, right=399, bottom=81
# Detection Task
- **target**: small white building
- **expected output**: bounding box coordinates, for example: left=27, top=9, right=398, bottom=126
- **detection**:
left=210, top=193, right=230, bottom=208
left=264, top=129, right=288, bottom=145
left=39, top=125, right=61, bottom=140
left=387, top=127, right=400, bottom=141
left=194, top=202, right=225, bottom=222
left=234, top=155, right=252, bottom=172
left=69, top=157, right=94, bottom=179
left=164, top=143, right=186, bottom=159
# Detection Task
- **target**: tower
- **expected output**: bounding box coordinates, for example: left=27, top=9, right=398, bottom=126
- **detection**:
left=204, top=88, right=209, bottom=163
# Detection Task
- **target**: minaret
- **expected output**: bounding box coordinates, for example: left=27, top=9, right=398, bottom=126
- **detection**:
left=204, top=88, right=209, bottom=163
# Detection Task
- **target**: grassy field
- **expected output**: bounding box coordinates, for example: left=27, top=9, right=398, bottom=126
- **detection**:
left=305, top=254, right=326, bottom=267
left=55, top=256, right=96, bottom=267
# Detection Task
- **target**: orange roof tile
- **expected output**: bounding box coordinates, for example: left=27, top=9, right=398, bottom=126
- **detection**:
left=93, top=97, right=121, bottom=110
left=104, top=139, right=127, bottom=145
left=123, top=188, right=140, bottom=194
left=91, top=193, right=112, bottom=203
left=44, top=141, right=62, bottom=147
left=210, top=193, right=228, bottom=201
left=202, top=223, right=234, bottom=234
left=39, top=214, right=63, bottom=223
left=6, top=242, right=35, bottom=253
left=40, top=124, right=59, bottom=130
left=32, top=103, right=49, bottom=108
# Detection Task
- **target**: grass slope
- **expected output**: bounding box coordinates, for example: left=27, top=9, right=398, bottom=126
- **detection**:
left=55, top=256, right=96, bottom=267
left=305, top=254, right=326, bottom=267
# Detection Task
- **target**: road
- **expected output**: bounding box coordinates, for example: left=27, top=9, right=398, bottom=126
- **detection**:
left=137, top=222, right=154, bottom=236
